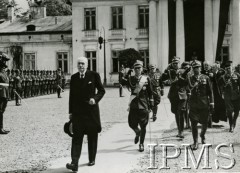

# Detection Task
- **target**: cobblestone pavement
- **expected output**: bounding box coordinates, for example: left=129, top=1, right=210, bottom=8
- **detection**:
left=0, top=88, right=130, bottom=172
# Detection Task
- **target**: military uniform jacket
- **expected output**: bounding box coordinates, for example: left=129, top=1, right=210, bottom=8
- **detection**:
left=148, top=72, right=164, bottom=89
left=162, top=65, right=178, bottom=84
left=127, top=75, right=153, bottom=110
left=188, top=74, right=214, bottom=109
left=219, top=72, right=240, bottom=101
left=168, top=69, right=190, bottom=101
left=0, top=70, right=9, bottom=99
left=14, top=75, right=22, bottom=89
left=56, top=74, right=62, bottom=85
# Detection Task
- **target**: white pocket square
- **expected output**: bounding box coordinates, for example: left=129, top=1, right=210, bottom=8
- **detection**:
left=88, top=81, right=92, bottom=84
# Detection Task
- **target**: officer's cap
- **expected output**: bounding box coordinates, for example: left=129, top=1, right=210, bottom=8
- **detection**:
left=172, top=56, right=180, bottom=63
left=224, top=60, right=233, bottom=68
left=0, top=52, right=10, bottom=61
left=192, top=61, right=202, bottom=68
left=149, top=64, right=156, bottom=69
left=133, top=60, right=143, bottom=68
left=64, top=120, right=73, bottom=137
left=181, top=62, right=190, bottom=69
left=57, top=68, right=61, bottom=71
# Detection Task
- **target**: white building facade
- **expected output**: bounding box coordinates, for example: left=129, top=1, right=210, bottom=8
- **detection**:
left=73, top=0, right=239, bottom=85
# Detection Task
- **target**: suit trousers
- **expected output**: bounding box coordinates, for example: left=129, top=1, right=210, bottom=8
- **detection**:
left=72, top=127, right=98, bottom=163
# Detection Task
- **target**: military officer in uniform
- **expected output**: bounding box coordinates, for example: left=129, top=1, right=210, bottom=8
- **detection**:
left=188, top=61, right=214, bottom=150
left=148, top=64, right=164, bottom=122
left=14, top=69, right=22, bottom=106
left=56, top=68, right=63, bottom=98
left=0, top=52, right=10, bottom=134
left=219, top=61, right=240, bottom=133
left=126, top=60, right=154, bottom=152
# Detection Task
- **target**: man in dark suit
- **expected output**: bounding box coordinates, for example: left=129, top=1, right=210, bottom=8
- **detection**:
left=66, top=57, right=105, bottom=172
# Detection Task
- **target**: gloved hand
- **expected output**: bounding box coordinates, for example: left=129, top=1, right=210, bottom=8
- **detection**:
left=160, top=89, right=164, bottom=96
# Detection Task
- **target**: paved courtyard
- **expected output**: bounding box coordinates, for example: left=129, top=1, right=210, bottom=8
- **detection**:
left=0, top=87, right=239, bottom=173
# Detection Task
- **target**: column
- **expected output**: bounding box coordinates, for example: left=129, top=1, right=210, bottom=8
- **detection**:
left=204, top=0, right=214, bottom=63
left=212, top=0, right=220, bottom=59
left=176, top=0, right=185, bottom=63
left=232, top=0, right=240, bottom=64
left=149, top=0, right=158, bottom=66
left=158, top=0, right=169, bottom=71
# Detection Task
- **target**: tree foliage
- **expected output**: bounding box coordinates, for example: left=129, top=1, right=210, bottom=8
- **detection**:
left=0, top=0, right=22, bottom=19
left=118, top=48, right=143, bottom=68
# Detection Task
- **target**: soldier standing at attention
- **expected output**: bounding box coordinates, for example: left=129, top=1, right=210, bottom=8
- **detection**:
left=126, top=60, right=154, bottom=152
left=14, top=69, right=22, bottom=106
left=21, top=70, right=26, bottom=98
left=61, top=70, right=66, bottom=92
left=56, top=68, right=62, bottom=98
left=9, top=69, right=15, bottom=100
left=0, top=52, right=10, bottom=134
left=219, top=61, right=240, bottom=133
left=148, top=64, right=164, bottom=122
left=188, top=61, right=214, bottom=150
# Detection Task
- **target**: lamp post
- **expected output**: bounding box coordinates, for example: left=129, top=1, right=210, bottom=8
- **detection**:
left=98, top=27, right=107, bottom=86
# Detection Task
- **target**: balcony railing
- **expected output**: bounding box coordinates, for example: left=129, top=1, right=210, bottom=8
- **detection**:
left=109, top=29, right=125, bottom=37
left=138, top=28, right=148, bottom=36
left=83, top=30, right=99, bottom=38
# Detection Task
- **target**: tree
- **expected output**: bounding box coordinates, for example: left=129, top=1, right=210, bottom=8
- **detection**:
left=26, top=0, right=72, bottom=16
left=45, top=0, right=71, bottom=16
left=0, top=0, right=23, bottom=20
left=118, top=48, right=143, bottom=68
left=0, top=0, right=8, bottom=20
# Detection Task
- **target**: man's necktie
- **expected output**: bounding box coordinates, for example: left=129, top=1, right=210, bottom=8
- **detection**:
left=80, top=74, right=84, bottom=79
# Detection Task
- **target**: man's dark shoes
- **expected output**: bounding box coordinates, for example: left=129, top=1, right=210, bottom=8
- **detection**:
left=0, top=129, right=10, bottom=134
left=229, top=126, right=234, bottom=133
left=152, top=115, right=157, bottom=122
left=66, top=163, right=78, bottom=172
left=177, top=131, right=184, bottom=138
left=139, top=144, right=144, bottom=152
left=134, top=131, right=140, bottom=144
left=200, top=135, right=206, bottom=144
left=191, top=143, right=198, bottom=150
left=88, top=161, right=95, bottom=166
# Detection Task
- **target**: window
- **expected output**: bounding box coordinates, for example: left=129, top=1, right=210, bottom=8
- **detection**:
left=24, top=53, right=35, bottom=70
left=218, top=46, right=229, bottom=62
left=139, top=50, right=149, bottom=68
left=85, top=51, right=97, bottom=71
left=57, top=52, right=68, bottom=73
left=139, top=6, right=149, bottom=28
left=84, top=8, right=96, bottom=30
left=112, top=7, right=123, bottom=29
left=112, top=50, right=120, bottom=72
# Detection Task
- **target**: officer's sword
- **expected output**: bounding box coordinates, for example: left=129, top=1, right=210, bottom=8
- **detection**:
left=57, top=85, right=64, bottom=92
left=13, top=90, right=30, bottom=111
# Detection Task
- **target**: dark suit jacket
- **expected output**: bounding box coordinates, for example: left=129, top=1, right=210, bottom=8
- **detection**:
left=69, top=70, right=105, bottom=133
left=0, top=70, right=9, bottom=99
